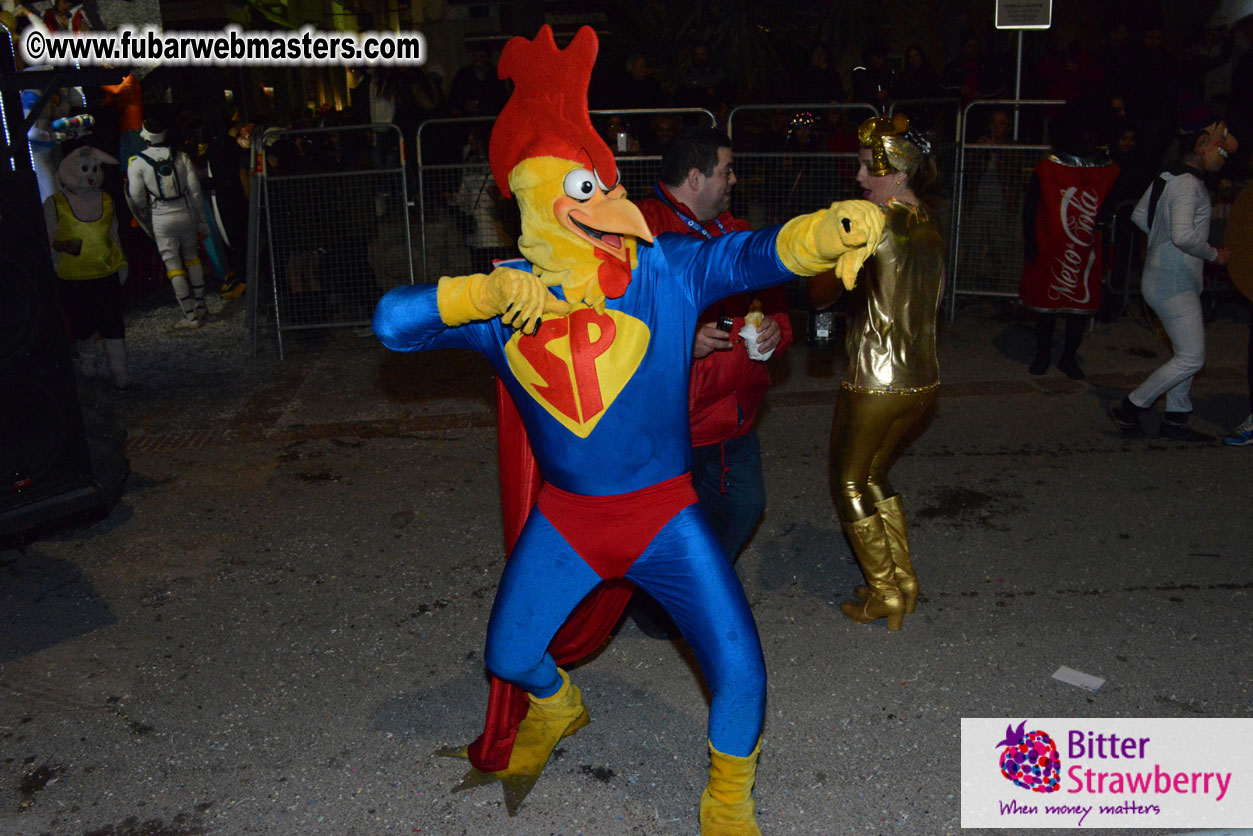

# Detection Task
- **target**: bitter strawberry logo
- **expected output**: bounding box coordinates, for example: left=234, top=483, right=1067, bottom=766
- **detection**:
left=996, top=720, right=1061, bottom=793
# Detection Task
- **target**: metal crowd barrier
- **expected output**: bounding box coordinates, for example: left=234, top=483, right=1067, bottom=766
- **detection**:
left=245, top=128, right=265, bottom=357
left=725, top=104, right=878, bottom=218
left=726, top=103, right=878, bottom=308
left=413, top=109, right=714, bottom=284
left=949, top=99, right=1064, bottom=320
left=241, top=100, right=1107, bottom=357
left=251, top=123, right=413, bottom=359
left=1103, top=199, right=1142, bottom=324
left=726, top=102, right=968, bottom=311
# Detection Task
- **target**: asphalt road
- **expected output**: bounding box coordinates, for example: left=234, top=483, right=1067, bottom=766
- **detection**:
left=2, top=296, right=1250, bottom=836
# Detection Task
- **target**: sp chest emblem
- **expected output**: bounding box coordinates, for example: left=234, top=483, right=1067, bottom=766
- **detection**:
left=505, top=307, right=649, bottom=438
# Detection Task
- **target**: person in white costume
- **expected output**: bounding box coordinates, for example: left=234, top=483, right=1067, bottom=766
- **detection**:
left=1108, top=115, right=1238, bottom=441
left=127, top=119, right=209, bottom=329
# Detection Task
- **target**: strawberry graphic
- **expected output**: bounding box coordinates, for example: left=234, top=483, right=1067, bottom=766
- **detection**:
left=996, top=721, right=1061, bottom=793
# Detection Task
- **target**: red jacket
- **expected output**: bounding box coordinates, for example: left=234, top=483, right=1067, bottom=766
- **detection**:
left=636, top=183, right=793, bottom=447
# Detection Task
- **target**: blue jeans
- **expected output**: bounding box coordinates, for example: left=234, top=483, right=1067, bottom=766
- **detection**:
left=690, top=429, right=766, bottom=562
left=1130, top=291, right=1206, bottom=414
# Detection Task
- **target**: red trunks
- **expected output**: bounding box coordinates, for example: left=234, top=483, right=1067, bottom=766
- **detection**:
left=535, top=473, right=698, bottom=579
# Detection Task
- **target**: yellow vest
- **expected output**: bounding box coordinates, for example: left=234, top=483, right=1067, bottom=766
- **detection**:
left=52, top=192, right=127, bottom=280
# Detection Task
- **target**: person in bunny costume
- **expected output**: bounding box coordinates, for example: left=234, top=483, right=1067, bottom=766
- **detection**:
left=42, top=144, right=130, bottom=389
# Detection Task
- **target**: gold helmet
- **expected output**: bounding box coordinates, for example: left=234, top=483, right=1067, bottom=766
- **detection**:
left=858, top=113, right=927, bottom=177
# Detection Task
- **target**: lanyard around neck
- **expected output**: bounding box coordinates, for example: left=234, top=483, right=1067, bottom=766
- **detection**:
left=653, top=183, right=725, bottom=240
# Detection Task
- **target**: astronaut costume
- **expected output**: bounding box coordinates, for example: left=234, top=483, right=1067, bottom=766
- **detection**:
left=127, top=122, right=208, bottom=328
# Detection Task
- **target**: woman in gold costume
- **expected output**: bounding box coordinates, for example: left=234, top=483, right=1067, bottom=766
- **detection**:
left=808, top=114, right=945, bottom=631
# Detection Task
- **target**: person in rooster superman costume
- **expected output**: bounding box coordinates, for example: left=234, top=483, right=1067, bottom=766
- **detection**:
left=373, top=26, right=883, bottom=834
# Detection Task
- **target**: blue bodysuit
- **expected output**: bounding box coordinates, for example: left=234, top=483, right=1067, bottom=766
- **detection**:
left=373, top=228, right=792, bottom=756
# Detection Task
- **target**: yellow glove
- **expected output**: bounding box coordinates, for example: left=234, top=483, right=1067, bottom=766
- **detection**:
left=776, top=200, right=886, bottom=290
left=437, top=266, right=572, bottom=334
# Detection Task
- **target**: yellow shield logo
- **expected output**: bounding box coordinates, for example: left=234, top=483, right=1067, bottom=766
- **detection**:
left=504, top=307, right=650, bottom=438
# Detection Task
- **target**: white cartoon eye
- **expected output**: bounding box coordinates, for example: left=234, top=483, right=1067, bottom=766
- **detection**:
left=563, top=169, right=597, bottom=201
left=594, top=169, right=617, bottom=191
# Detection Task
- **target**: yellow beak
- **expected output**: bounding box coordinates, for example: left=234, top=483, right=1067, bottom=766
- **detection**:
left=559, top=184, right=655, bottom=255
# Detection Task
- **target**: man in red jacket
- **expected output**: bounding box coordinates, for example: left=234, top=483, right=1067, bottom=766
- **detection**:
left=632, top=128, right=793, bottom=637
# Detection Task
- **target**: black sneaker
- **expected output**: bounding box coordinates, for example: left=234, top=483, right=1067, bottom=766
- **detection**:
left=1108, top=401, right=1143, bottom=437
left=1158, top=421, right=1215, bottom=442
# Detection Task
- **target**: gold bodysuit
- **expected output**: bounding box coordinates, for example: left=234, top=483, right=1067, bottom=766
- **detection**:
left=842, top=200, right=945, bottom=394
left=831, top=200, right=945, bottom=522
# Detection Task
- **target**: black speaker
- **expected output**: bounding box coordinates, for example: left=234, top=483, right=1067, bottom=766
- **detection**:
left=0, top=170, right=101, bottom=535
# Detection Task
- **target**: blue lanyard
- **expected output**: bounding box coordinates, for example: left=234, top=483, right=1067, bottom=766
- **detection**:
left=653, top=183, right=725, bottom=239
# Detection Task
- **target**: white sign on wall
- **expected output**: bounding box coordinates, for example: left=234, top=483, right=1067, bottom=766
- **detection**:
left=996, top=0, right=1053, bottom=29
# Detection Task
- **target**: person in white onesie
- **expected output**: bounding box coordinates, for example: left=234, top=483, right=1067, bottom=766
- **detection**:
left=1108, top=116, right=1237, bottom=441
left=127, top=119, right=209, bottom=329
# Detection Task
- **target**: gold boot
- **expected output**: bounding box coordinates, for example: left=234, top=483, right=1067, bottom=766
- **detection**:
left=700, top=740, right=762, bottom=836
left=875, top=494, right=918, bottom=613
left=839, top=513, right=904, bottom=631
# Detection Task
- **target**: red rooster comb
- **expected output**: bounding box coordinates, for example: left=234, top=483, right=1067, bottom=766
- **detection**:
left=489, top=25, right=617, bottom=198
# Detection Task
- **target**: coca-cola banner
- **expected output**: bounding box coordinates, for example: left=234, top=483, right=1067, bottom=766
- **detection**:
left=1020, top=158, right=1120, bottom=314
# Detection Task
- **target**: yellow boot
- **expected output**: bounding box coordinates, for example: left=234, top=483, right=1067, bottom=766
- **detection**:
left=875, top=494, right=918, bottom=613
left=446, top=668, right=589, bottom=815
left=499, top=668, right=589, bottom=812
left=700, top=740, right=762, bottom=836
left=839, top=513, right=904, bottom=631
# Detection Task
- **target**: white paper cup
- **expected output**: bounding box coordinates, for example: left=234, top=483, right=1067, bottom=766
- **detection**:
left=739, top=323, right=774, bottom=361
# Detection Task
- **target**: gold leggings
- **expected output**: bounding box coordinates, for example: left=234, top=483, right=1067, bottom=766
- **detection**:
left=830, top=387, right=936, bottom=522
